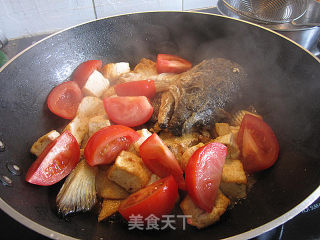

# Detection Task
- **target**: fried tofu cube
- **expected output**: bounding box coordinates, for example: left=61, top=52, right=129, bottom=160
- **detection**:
left=64, top=116, right=88, bottom=145
left=88, top=115, right=110, bottom=137
left=65, top=97, right=106, bottom=145
left=101, top=62, right=130, bottom=83
left=160, top=131, right=200, bottom=164
left=180, top=191, right=230, bottom=229
left=96, top=168, right=129, bottom=199
left=215, top=123, right=231, bottom=136
left=98, top=199, right=121, bottom=222
left=133, top=58, right=157, bottom=76
left=76, top=96, right=106, bottom=119
left=220, top=159, right=247, bottom=199
left=30, top=130, right=60, bottom=156
left=133, top=129, right=152, bottom=153
left=213, top=133, right=240, bottom=160
left=82, top=70, right=110, bottom=98
left=230, top=126, right=240, bottom=139
left=103, top=86, right=116, bottom=98
left=181, top=143, right=205, bottom=171
left=107, top=151, right=151, bottom=193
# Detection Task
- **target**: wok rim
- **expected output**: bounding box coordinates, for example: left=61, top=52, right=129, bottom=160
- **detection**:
left=0, top=11, right=319, bottom=240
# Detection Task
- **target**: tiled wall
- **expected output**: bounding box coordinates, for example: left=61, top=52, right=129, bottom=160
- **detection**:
left=0, top=0, right=217, bottom=39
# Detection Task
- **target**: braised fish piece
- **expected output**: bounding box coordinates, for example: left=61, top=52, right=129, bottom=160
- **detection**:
left=160, top=58, right=247, bottom=136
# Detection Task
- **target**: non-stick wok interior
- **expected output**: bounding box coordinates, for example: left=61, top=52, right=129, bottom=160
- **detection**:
left=0, top=12, right=319, bottom=240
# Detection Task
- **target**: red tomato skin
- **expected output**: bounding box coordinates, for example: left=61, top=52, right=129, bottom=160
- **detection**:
left=119, top=175, right=178, bottom=220
left=114, top=80, right=156, bottom=99
left=103, top=96, right=153, bottom=127
left=237, top=114, right=279, bottom=173
left=84, top=125, right=140, bottom=166
left=47, top=81, right=82, bottom=119
left=25, top=131, right=80, bottom=186
left=139, top=133, right=186, bottom=190
left=185, top=142, right=227, bottom=212
left=156, top=54, right=192, bottom=74
left=72, top=60, right=102, bottom=88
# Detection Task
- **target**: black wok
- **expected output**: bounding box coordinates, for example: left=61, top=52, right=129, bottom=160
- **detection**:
left=0, top=12, right=319, bottom=240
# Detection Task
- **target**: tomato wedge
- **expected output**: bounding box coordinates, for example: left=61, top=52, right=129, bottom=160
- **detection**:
left=72, top=60, right=102, bottom=88
left=84, top=125, right=140, bottom=166
left=25, top=131, right=80, bottom=186
left=185, top=142, right=227, bottom=212
left=237, top=114, right=279, bottom=173
left=103, top=96, right=153, bottom=127
left=47, top=81, right=82, bottom=120
left=119, top=175, right=178, bottom=221
left=114, top=80, right=156, bottom=99
left=139, top=133, right=186, bottom=190
left=156, top=54, right=192, bottom=74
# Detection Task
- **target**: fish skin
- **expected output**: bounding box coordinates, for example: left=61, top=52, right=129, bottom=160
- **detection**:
left=166, top=58, right=247, bottom=136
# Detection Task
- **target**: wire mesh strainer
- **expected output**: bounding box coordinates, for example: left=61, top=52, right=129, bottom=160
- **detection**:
left=222, top=0, right=309, bottom=24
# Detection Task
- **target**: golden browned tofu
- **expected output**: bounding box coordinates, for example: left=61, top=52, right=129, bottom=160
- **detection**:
left=88, top=115, right=110, bottom=137
left=180, top=191, right=230, bottom=229
left=215, top=123, right=231, bottom=136
left=133, top=58, right=157, bottom=76
left=101, top=62, right=130, bottom=83
left=160, top=131, right=200, bottom=164
left=30, top=130, right=60, bottom=156
left=107, top=151, right=151, bottom=193
left=76, top=96, right=105, bottom=119
left=230, top=125, right=240, bottom=139
left=102, top=86, right=116, bottom=98
left=213, top=133, right=240, bottom=160
left=180, top=143, right=205, bottom=171
left=98, top=199, right=121, bottom=222
left=65, top=97, right=106, bottom=145
left=64, top=116, right=88, bottom=145
left=133, top=128, right=152, bottom=153
left=220, top=159, right=247, bottom=199
left=96, top=168, right=129, bottom=199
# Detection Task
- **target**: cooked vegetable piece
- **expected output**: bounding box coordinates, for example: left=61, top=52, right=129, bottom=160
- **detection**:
left=156, top=54, right=192, bottom=74
left=107, top=151, right=151, bottom=193
left=47, top=81, right=82, bottom=119
left=26, top=131, right=80, bottom=186
left=101, top=62, right=130, bottom=83
left=180, top=191, right=230, bottom=229
left=114, top=80, right=156, bottom=98
left=84, top=125, right=140, bottom=166
left=82, top=70, right=110, bottom=97
left=237, top=114, right=279, bottom=173
left=139, top=133, right=186, bottom=190
left=103, top=96, right=153, bottom=127
left=98, top=200, right=122, bottom=222
left=96, top=168, right=129, bottom=199
left=72, top=60, right=102, bottom=88
left=185, top=142, right=227, bottom=212
left=30, top=130, right=60, bottom=156
left=118, top=175, right=178, bottom=221
left=56, top=159, right=97, bottom=216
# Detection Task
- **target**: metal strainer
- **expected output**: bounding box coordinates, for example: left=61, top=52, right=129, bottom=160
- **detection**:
left=222, top=0, right=309, bottom=24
